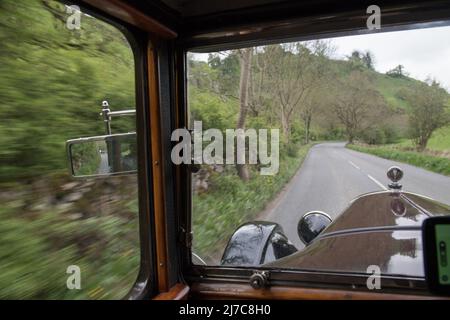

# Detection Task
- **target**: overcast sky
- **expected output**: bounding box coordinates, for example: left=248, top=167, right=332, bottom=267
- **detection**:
left=191, top=25, right=450, bottom=90
left=331, top=25, right=450, bottom=90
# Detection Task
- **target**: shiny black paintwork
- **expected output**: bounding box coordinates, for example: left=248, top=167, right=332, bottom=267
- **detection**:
left=264, top=191, right=450, bottom=277
left=221, top=221, right=296, bottom=266
left=221, top=191, right=450, bottom=277
left=298, top=212, right=332, bottom=245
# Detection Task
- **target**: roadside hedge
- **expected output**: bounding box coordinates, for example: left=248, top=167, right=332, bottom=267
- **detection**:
left=347, top=144, right=450, bottom=176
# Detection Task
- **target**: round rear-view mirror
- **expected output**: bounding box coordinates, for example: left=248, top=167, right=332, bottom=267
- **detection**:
left=297, top=211, right=332, bottom=245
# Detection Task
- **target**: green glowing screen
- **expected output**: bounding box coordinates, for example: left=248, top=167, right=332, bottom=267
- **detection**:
left=436, top=225, right=450, bottom=285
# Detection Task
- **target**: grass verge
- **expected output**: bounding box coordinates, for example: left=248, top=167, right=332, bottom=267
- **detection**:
left=347, top=143, right=450, bottom=176
left=192, top=143, right=315, bottom=263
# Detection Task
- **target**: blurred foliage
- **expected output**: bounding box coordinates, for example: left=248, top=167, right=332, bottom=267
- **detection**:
left=0, top=0, right=135, bottom=181
left=0, top=0, right=139, bottom=299
left=0, top=175, right=140, bottom=299
left=70, top=141, right=102, bottom=176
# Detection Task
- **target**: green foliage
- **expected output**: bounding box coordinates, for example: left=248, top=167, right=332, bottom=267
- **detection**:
left=347, top=50, right=375, bottom=70
left=360, top=127, right=386, bottom=145
left=71, top=142, right=102, bottom=176
left=0, top=175, right=140, bottom=299
left=0, top=0, right=135, bottom=181
left=386, top=65, right=407, bottom=78
left=0, top=0, right=139, bottom=299
left=192, top=144, right=313, bottom=262
left=376, top=74, right=416, bottom=110
left=385, top=126, right=450, bottom=152
left=289, top=121, right=305, bottom=145
left=359, top=124, right=402, bottom=145
left=347, top=144, right=450, bottom=176
left=425, top=126, right=450, bottom=151
left=319, top=127, right=346, bottom=141
left=208, top=52, right=240, bottom=96
left=404, top=81, right=450, bottom=150
left=189, top=87, right=237, bottom=130
left=382, top=125, right=401, bottom=144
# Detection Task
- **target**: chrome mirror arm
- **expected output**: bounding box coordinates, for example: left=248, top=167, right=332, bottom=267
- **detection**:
left=100, top=100, right=135, bottom=135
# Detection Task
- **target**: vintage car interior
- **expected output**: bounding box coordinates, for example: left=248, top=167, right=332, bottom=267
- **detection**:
left=86, top=0, right=450, bottom=300
left=2, top=0, right=450, bottom=301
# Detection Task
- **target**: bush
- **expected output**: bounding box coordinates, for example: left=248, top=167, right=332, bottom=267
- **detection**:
left=360, top=127, right=386, bottom=145
left=320, top=127, right=346, bottom=141
left=286, top=143, right=300, bottom=158
left=290, top=121, right=305, bottom=144
left=382, top=126, right=400, bottom=144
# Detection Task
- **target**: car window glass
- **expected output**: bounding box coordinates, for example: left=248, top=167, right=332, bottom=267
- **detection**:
left=0, top=0, right=140, bottom=299
left=188, top=25, right=450, bottom=278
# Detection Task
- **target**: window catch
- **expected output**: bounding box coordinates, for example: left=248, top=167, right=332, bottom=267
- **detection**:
left=249, top=271, right=270, bottom=289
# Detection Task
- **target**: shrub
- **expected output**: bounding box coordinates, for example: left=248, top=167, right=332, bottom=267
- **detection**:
left=360, top=127, right=386, bottom=145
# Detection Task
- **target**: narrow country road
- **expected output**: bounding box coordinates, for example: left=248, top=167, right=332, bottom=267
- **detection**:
left=98, top=152, right=110, bottom=174
left=260, top=142, right=450, bottom=249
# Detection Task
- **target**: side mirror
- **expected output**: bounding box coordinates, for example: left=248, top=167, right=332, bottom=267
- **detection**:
left=297, top=211, right=332, bottom=245
left=66, top=132, right=137, bottom=178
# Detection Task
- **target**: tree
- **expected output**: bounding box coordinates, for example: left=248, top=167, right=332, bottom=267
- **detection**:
left=405, top=80, right=449, bottom=150
left=350, top=50, right=362, bottom=61
left=301, top=84, right=327, bottom=144
left=247, top=47, right=274, bottom=117
left=268, top=42, right=328, bottom=142
left=387, top=65, right=406, bottom=78
left=298, top=41, right=333, bottom=144
left=362, top=51, right=375, bottom=70
left=235, top=48, right=252, bottom=182
left=332, top=71, right=387, bottom=143
left=208, top=51, right=240, bottom=99
left=347, top=50, right=375, bottom=70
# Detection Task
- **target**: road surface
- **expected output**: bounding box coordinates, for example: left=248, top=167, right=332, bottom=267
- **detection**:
left=98, top=152, right=110, bottom=174
left=260, top=142, right=450, bottom=249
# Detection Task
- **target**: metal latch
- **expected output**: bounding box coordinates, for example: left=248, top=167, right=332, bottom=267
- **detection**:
left=249, top=271, right=270, bottom=289
left=179, top=227, right=193, bottom=248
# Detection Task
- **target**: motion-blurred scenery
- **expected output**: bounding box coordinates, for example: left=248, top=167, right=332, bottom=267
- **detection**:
left=0, top=0, right=139, bottom=299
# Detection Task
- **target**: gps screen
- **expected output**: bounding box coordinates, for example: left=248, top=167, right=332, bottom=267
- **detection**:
left=436, top=225, right=450, bottom=285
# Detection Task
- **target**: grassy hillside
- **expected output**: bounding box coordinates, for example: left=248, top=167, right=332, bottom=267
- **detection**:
left=328, top=59, right=450, bottom=151
left=329, top=59, right=424, bottom=112
left=374, top=74, right=421, bottom=110
left=366, top=69, right=450, bottom=153
left=396, top=126, right=450, bottom=153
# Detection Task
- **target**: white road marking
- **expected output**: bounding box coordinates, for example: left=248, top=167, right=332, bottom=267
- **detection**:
left=367, top=174, right=388, bottom=191
left=348, top=161, right=360, bottom=170
left=347, top=159, right=388, bottom=191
